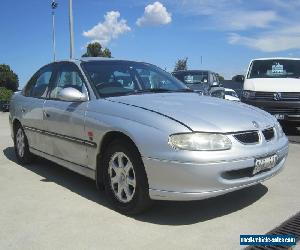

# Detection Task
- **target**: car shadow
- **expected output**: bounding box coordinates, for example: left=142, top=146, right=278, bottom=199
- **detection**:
left=3, top=147, right=268, bottom=225
left=282, top=124, right=300, bottom=135
left=281, top=123, right=300, bottom=144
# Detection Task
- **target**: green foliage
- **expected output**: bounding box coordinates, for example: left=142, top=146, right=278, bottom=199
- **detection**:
left=215, top=73, right=225, bottom=81
left=174, top=58, right=188, bottom=71
left=82, top=42, right=112, bottom=58
left=0, top=87, right=13, bottom=102
left=102, top=48, right=112, bottom=58
left=0, top=64, right=19, bottom=91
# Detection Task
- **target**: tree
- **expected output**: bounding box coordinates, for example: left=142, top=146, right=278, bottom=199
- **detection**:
left=215, top=73, right=225, bottom=82
left=0, top=64, right=19, bottom=91
left=82, top=42, right=112, bottom=58
left=102, top=48, right=112, bottom=58
left=174, top=57, right=188, bottom=71
left=0, top=87, right=13, bottom=102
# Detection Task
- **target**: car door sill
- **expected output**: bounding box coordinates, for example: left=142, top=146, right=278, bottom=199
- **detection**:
left=30, top=147, right=95, bottom=180
left=24, top=126, right=97, bottom=148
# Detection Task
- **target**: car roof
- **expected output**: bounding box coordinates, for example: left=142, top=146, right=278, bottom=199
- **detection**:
left=252, top=57, right=300, bottom=61
left=53, top=57, right=147, bottom=64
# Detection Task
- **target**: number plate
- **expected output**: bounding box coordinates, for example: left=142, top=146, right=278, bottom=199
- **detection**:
left=274, top=114, right=285, bottom=120
left=253, top=155, right=278, bottom=175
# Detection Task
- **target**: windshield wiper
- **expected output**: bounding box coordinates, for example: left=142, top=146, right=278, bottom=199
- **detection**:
left=141, top=88, right=194, bottom=93
left=174, top=89, right=194, bottom=92
left=116, top=88, right=194, bottom=96
left=286, top=76, right=300, bottom=79
left=142, top=88, right=174, bottom=93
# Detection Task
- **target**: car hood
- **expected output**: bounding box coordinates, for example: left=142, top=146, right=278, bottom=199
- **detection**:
left=107, top=93, right=275, bottom=133
left=244, top=78, right=300, bottom=92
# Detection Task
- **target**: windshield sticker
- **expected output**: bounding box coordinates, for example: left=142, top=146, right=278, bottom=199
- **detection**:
left=271, top=62, right=284, bottom=75
left=185, top=75, right=194, bottom=83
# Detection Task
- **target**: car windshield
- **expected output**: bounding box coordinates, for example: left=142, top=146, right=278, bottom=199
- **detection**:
left=82, top=61, right=190, bottom=97
left=174, top=71, right=209, bottom=84
left=248, top=59, right=300, bottom=79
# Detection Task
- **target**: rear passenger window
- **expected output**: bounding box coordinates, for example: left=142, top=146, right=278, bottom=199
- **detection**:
left=25, top=65, right=53, bottom=98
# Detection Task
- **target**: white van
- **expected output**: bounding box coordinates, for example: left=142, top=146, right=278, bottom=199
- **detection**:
left=240, top=57, right=300, bottom=124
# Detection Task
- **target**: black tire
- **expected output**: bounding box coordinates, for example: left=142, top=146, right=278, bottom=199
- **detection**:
left=103, top=139, right=152, bottom=215
left=14, top=123, right=33, bottom=164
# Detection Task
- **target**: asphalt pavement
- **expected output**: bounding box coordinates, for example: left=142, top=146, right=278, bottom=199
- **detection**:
left=283, top=124, right=300, bottom=144
left=0, top=112, right=299, bottom=250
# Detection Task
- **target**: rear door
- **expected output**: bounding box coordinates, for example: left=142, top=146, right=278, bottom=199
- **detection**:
left=21, top=64, right=55, bottom=152
left=43, top=62, right=89, bottom=167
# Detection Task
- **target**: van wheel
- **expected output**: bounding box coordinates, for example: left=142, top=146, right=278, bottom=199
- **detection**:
left=103, top=139, right=152, bottom=215
left=14, top=123, right=33, bottom=164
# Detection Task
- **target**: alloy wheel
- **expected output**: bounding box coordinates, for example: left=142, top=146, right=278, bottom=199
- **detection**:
left=108, top=152, right=136, bottom=203
left=16, top=128, right=25, bottom=158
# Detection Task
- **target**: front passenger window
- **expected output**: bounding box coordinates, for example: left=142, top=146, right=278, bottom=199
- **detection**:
left=50, top=63, right=85, bottom=99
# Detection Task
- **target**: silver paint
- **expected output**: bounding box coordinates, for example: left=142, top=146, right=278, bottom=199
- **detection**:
left=10, top=58, right=289, bottom=201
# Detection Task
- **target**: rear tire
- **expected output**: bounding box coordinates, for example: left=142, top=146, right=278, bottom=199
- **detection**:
left=103, top=139, right=152, bottom=215
left=14, top=123, right=33, bottom=164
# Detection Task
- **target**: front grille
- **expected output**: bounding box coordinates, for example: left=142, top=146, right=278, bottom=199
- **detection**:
left=234, top=131, right=260, bottom=144
left=222, top=156, right=284, bottom=180
left=262, top=128, right=275, bottom=141
left=222, top=167, right=253, bottom=179
left=255, top=92, right=274, bottom=99
left=262, top=107, right=300, bottom=115
left=255, top=91, right=300, bottom=101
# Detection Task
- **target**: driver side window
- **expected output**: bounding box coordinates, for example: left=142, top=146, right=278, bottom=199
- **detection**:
left=49, top=63, right=85, bottom=99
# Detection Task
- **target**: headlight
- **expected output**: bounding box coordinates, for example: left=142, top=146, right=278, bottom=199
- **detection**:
left=275, top=122, right=284, bottom=138
left=169, top=133, right=232, bottom=151
left=242, top=90, right=255, bottom=99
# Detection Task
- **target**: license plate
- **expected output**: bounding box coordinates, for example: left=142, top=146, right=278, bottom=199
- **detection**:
left=274, top=114, right=285, bottom=120
left=253, top=155, right=278, bottom=175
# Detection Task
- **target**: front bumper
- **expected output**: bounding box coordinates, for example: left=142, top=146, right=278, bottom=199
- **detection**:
left=242, top=99, right=300, bottom=122
left=143, top=141, right=289, bottom=201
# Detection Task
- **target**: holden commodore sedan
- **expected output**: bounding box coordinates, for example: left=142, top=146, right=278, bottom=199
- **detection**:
left=9, top=58, right=289, bottom=214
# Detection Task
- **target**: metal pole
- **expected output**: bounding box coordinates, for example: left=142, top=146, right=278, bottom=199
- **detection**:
left=52, top=7, right=56, bottom=61
left=69, top=0, right=75, bottom=59
left=51, top=1, right=58, bottom=61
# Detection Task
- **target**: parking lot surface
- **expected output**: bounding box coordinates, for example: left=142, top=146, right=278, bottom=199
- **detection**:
left=0, top=112, right=299, bottom=250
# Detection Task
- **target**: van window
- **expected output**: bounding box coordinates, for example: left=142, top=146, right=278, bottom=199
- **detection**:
left=248, top=59, right=300, bottom=79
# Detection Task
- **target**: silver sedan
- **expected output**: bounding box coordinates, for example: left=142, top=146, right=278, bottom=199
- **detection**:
left=9, top=58, right=289, bottom=214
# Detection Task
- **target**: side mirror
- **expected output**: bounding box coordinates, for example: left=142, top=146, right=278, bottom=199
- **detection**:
left=58, top=87, right=88, bottom=102
left=233, top=75, right=245, bottom=83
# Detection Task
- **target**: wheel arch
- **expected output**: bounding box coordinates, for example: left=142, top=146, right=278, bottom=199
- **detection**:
left=95, top=131, right=145, bottom=189
left=12, top=118, right=22, bottom=137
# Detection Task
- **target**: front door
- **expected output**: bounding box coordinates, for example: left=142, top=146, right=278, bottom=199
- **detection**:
left=43, top=62, right=89, bottom=167
left=21, top=64, right=54, bottom=153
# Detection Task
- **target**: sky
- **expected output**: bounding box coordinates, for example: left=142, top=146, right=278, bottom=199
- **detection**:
left=1, top=0, right=300, bottom=87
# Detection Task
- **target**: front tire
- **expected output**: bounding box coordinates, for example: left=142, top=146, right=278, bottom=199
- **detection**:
left=103, top=139, right=152, bottom=215
left=14, top=123, right=33, bottom=164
